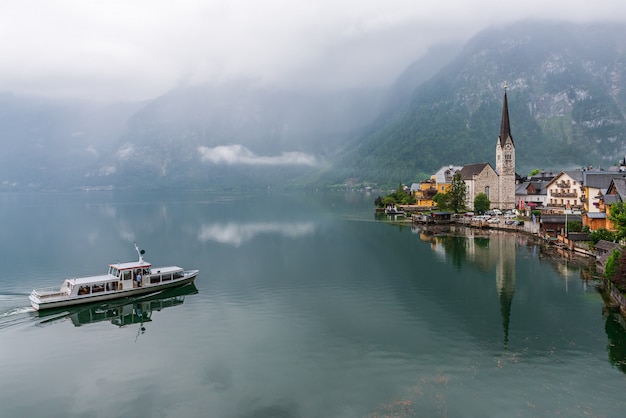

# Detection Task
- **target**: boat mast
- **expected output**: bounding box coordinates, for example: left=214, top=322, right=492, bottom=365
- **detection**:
left=134, top=243, right=145, bottom=263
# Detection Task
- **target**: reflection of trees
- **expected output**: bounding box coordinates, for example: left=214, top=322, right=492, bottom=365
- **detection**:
left=604, top=312, right=626, bottom=374
left=439, top=236, right=467, bottom=269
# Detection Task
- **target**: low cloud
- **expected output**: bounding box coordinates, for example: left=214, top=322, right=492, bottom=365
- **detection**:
left=198, top=144, right=318, bottom=166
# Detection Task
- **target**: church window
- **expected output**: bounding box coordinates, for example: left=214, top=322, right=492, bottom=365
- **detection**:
left=505, top=154, right=511, bottom=161
left=485, top=186, right=490, bottom=198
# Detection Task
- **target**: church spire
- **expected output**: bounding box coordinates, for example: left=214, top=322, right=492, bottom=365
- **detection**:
left=499, top=83, right=513, bottom=147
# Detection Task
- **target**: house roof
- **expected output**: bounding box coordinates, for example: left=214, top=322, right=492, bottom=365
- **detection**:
left=605, top=194, right=622, bottom=204
left=583, top=172, right=623, bottom=189
left=544, top=170, right=584, bottom=188
left=541, top=215, right=582, bottom=223
left=568, top=232, right=590, bottom=241
left=595, top=240, right=621, bottom=251
left=609, top=177, right=626, bottom=199
left=585, top=212, right=606, bottom=219
left=432, top=165, right=463, bottom=184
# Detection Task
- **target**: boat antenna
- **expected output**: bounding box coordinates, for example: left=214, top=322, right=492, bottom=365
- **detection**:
left=134, top=242, right=145, bottom=263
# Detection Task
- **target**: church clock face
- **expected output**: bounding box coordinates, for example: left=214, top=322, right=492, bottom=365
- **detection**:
left=505, top=144, right=511, bottom=150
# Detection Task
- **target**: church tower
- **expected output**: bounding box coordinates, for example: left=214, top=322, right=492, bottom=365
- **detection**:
left=495, top=85, right=516, bottom=210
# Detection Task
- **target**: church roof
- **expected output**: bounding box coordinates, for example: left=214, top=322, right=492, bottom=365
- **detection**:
left=459, top=162, right=493, bottom=180
left=498, top=90, right=514, bottom=148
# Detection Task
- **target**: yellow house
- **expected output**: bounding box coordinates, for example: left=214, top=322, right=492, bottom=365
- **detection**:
left=412, top=166, right=461, bottom=207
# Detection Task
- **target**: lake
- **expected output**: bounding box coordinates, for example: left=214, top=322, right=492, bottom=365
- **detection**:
left=1, top=190, right=625, bottom=417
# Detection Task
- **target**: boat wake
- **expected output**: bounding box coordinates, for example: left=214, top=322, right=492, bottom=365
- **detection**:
left=1, top=306, right=35, bottom=317
left=0, top=305, right=35, bottom=329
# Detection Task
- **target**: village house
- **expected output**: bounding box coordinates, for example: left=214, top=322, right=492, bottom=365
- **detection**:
left=543, top=171, right=584, bottom=211
left=411, top=165, right=462, bottom=207
left=581, top=172, right=625, bottom=229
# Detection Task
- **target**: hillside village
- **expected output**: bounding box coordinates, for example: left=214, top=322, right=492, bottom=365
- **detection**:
left=395, top=88, right=626, bottom=239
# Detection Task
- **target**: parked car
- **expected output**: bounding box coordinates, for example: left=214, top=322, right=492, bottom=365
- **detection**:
left=487, top=218, right=500, bottom=224
left=492, top=209, right=503, bottom=216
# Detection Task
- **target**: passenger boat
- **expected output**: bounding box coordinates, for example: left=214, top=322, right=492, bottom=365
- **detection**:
left=29, top=244, right=199, bottom=311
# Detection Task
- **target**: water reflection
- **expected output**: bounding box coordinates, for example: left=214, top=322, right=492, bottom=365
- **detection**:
left=604, top=311, right=626, bottom=373
left=415, top=227, right=517, bottom=349
left=197, top=221, right=315, bottom=246
left=36, top=284, right=198, bottom=331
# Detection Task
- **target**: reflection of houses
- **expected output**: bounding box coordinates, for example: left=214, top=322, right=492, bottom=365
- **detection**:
left=428, top=233, right=516, bottom=348
left=496, top=234, right=516, bottom=349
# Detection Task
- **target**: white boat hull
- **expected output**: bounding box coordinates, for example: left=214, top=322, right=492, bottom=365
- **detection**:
left=30, top=270, right=198, bottom=311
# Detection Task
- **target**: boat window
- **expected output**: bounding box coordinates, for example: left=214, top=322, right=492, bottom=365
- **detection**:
left=122, top=270, right=131, bottom=281
left=162, top=273, right=172, bottom=282
left=174, top=271, right=184, bottom=279
left=92, top=283, right=105, bottom=293
left=78, top=286, right=90, bottom=295
left=150, top=275, right=160, bottom=284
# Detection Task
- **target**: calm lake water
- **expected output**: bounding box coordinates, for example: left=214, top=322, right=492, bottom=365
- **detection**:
left=1, top=191, right=626, bottom=417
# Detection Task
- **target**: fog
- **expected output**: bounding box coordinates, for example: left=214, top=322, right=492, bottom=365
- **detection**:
left=2, top=0, right=626, bottom=102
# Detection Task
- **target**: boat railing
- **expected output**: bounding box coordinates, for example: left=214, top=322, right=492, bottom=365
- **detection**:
left=32, top=286, right=68, bottom=299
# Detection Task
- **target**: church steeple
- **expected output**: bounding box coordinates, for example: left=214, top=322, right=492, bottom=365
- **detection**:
left=495, top=82, right=516, bottom=210
left=498, top=86, right=514, bottom=147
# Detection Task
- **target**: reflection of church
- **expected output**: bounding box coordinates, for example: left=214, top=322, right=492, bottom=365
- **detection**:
left=425, top=232, right=516, bottom=348
left=495, top=235, right=516, bottom=349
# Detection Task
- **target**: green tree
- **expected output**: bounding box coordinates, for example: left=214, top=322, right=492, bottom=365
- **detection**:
left=447, top=173, right=467, bottom=213
left=474, top=193, right=490, bottom=214
left=529, top=169, right=540, bottom=176
left=566, top=221, right=583, bottom=233
left=608, top=202, right=626, bottom=241
left=376, top=183, right=415, bottom=207
left=432, top=192, right=449, bottom=210
left=590, top=228, right=616, bottom=246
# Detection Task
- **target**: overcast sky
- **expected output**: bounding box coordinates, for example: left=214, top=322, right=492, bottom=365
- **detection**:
left=1, top=0, right=625, bottom=102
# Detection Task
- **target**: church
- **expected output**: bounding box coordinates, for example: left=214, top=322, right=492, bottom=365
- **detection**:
left=460, top=88, right=517, bottom=210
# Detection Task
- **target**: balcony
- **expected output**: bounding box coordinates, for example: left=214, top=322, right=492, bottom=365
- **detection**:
left=550, top=191, right=578, bottom=197
left=556, top=181, right=571, bottom=188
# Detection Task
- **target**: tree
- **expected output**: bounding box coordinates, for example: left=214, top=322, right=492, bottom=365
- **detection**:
left=529, top=169, right=540, bottom=176
left=608, top=202, right=626, bottom=241
left=590, top=228, right=615, bottom=246
left=474, top=193, right=490, bottom=214
left=432, top=192, right=449, bottom=210
left=375, top=183, right=415, bottom=207
left=447, top=173, right=467, bottom=213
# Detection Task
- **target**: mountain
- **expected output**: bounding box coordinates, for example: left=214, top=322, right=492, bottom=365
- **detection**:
left=320, top=21, right=626, bottom=188
left=0, top=93, right=141, bottom=190
left=1, top=21, right=625, bottom=191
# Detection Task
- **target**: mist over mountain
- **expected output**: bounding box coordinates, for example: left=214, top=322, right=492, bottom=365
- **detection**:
left=322, top=21, right=626, bottom=187
left=1, top=20, right=625, bottom=191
